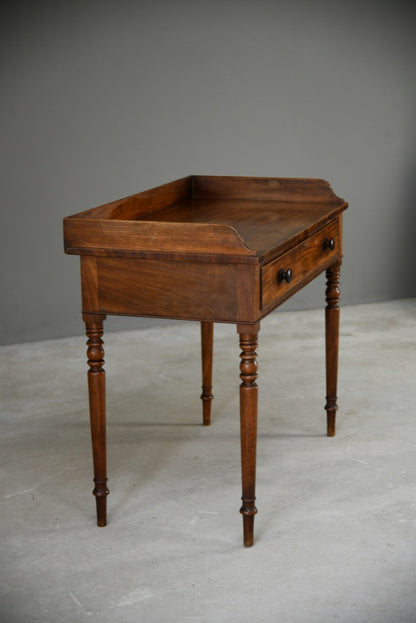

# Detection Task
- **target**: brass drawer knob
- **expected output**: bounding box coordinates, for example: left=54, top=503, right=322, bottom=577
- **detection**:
left=278, top=268, right=293, bottom=284
left=323, top=237, right=335, bottom=251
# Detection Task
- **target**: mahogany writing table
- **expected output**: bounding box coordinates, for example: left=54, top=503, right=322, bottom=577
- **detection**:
left=64, top=175, right=348, bottom=547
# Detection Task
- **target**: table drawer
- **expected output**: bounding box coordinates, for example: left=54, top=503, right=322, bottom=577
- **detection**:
left=261, top=219, right=340, bottom=309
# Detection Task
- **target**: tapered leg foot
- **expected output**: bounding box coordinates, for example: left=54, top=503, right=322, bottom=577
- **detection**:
left=85, top=314, right=109, bottom=526
left=241, top=513, right=255, bottom=547
left=94, top=483, right=109, bottom=527
left=200, top=321, right=214, bottom=426
left=325, top=263, right=341, bottom=437
left=238, top=323, right=260, bottom=547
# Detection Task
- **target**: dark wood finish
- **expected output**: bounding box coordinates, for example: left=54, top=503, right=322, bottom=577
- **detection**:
left=261, top=219, right=340, bottom=310
left=238, top=324, right=259, bottom=547
left=325, top=262, right=342, bottom=437
left=200, top=321, right=214, bottom=426
left=95, top=257, right=246, bottom=322
left=192, top=175, right=341, bottom=203
left=64, top=175, right=348, bottom=547
left=64, top=176, right=346, bottom=263
left=84, top=314, right=108, bottom=526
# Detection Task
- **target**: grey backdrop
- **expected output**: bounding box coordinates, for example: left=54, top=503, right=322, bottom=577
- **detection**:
left=1, top=0, right=415, bottom=345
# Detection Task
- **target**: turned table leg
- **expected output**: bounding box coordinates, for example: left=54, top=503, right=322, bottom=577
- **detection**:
left=200, top=321, right=214, bottom=426
left=84, top=314, right=109, bottom=526
left=325, top=262, right=341, bottom=437
left=237, top=323, right=259, bottom=547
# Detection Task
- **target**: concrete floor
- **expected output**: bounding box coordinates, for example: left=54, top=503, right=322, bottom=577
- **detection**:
left=1, top=299, right=416, bottom=623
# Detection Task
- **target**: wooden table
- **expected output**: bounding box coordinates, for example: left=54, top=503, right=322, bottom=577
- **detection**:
left=64, top=175, right=348, bottom=546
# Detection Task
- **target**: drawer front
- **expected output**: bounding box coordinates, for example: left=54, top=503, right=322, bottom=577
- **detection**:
left=261, top=219, right=341, bottom=309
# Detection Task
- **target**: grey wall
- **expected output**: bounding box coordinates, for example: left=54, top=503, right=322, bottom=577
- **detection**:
left=1, top=0, right=415, bottom=345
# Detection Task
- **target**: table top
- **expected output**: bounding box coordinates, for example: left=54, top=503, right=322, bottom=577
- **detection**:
left=64, top=176, right=347, bottom=264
